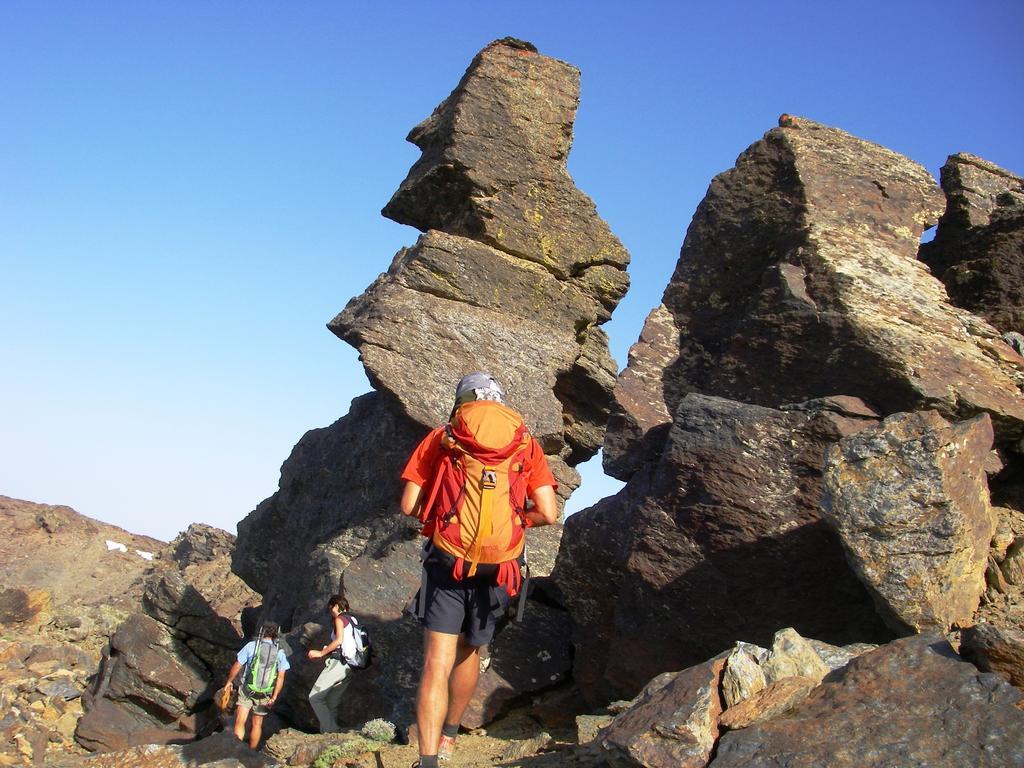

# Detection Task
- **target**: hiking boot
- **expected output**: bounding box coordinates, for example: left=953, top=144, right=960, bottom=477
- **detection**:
left=438, top=734, right=456, bottom=762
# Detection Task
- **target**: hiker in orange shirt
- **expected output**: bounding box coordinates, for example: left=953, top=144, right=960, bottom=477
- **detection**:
left=400, top=372, right=558, bottom=768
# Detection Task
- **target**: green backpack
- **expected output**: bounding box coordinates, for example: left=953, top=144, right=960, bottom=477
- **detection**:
left=243, top=634, right=280, bottom=696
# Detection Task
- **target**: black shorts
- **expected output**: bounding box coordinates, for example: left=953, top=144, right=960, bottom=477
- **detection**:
left=418, top=561, right=511, bottom=647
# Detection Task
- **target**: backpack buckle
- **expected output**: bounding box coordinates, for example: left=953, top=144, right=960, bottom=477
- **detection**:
left=481, top=469, right=497, bottom=489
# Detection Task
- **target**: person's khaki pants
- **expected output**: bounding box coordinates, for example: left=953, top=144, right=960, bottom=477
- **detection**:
left=309, top=658, right=351, bottom=732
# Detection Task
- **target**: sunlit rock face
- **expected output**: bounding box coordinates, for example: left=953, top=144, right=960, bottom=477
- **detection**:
left=233, top=37, right=629, bottom=729
left=605, top=117, right=1024, bottom=481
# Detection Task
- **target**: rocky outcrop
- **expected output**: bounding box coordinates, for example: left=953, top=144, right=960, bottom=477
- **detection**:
left=232, top=37, right=629, bottom=731
left=919, top=153, right=1024, bottom=333
left=554, top=394, right=892, bottom=704
left=822, top=411, right=996, bottom=634
left=78, top=525, right=258, bottom=752
left=710, top=634, right=1024, bottom=767
left=604, top=118, right=1024, bottom=480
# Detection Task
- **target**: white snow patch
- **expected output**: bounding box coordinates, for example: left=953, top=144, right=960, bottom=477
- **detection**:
left=105, top=540, right=128, bottom=553
left=135, top=550, right=154, bottom=561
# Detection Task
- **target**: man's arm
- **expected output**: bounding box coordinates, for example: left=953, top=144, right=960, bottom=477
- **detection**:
left=225, top=660, right=242, bottom=687
left=307, top=614, right=347, bottom=660
left=400, top=481, right=424, bottom=517
left=525, top=484, right=557, bottom=527
left=270, top=670, right=286, bottom=703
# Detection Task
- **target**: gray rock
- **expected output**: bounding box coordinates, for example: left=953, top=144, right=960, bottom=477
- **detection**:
left=721, top=645, right=766, bottom=707
left=760, top=628, right=829, bottom=685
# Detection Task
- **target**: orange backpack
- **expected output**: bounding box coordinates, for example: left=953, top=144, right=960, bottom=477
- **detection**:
left=418, top=400, right=532, bottom=595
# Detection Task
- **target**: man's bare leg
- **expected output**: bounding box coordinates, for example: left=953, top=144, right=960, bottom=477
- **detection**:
left=249, top=713, right=264, bottom=749
left=232, top=704, right=250, bottom=741
left=417, top=630, right=460, bottom=759
left=445, top=638, right=481, bottom=729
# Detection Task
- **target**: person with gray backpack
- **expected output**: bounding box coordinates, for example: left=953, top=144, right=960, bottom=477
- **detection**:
left=222, top=621, right=290, bottom=748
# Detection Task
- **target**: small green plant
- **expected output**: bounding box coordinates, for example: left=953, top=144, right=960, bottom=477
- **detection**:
left=360, top=718, right=397, bottom=742
left=311, top=745, right=343, bottom=768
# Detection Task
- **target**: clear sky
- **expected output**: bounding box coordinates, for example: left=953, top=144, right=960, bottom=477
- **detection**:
left=2, top=1, right=1022, bottom=541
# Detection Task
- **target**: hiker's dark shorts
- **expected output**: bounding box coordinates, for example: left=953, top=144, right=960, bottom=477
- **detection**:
left=419, top=561, right=510, bottom=647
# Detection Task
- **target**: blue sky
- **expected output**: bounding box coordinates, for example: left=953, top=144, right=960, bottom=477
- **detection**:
left=2, top=1, right=1022, bottom=540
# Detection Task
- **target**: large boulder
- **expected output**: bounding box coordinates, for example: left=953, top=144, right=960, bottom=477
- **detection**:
left=919, top=153, right=1024, bottom=333
left=76, top=613, right=213, bottom=752
left=822, top=410, right=996, bottom=634
left=710, top=634, right=1024, bottom=767
left=604, top=117, right=1024, bottom=480
left=233, top=37, right=629, bottom=730
left=553, top=394, right=893, bottom=705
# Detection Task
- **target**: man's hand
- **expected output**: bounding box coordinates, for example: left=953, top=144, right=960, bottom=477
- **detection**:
left=307, top=648, right=323, bottom=660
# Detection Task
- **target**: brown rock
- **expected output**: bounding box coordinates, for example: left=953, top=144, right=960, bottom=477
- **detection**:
left=382, top=38, right=629, bottom=306
left=718, top=675, right=818, bottom=730
left=603, top=304, right=677, bottom=480
left=0, top=587, right=50, bottom=626
left=75, top=614, right=210, bottom=752
left=823, top=411, right=997, bottom=633
left=961, top=622, right=1024, bottom=688
left=599, top=656, right=725, bottom=768
left=711, top=634, right=1024, bottom=767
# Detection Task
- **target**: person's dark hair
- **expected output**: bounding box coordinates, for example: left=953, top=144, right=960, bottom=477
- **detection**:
left=328, top=595, right=349, bottom=613
left=260, top=621, right=280, bottom=640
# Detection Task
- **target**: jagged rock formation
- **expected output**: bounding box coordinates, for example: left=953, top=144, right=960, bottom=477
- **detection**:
left=334, top=36, right=628, bottom=472
left=919, top=154, right=1024, bottom=333
left=553, top=394, right=893, bottom=704
left=823, top=411, right=996, bottom=634
left=604, top=118, right=1024, bottom=480
left=232, top=37, right=629, bottom=730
